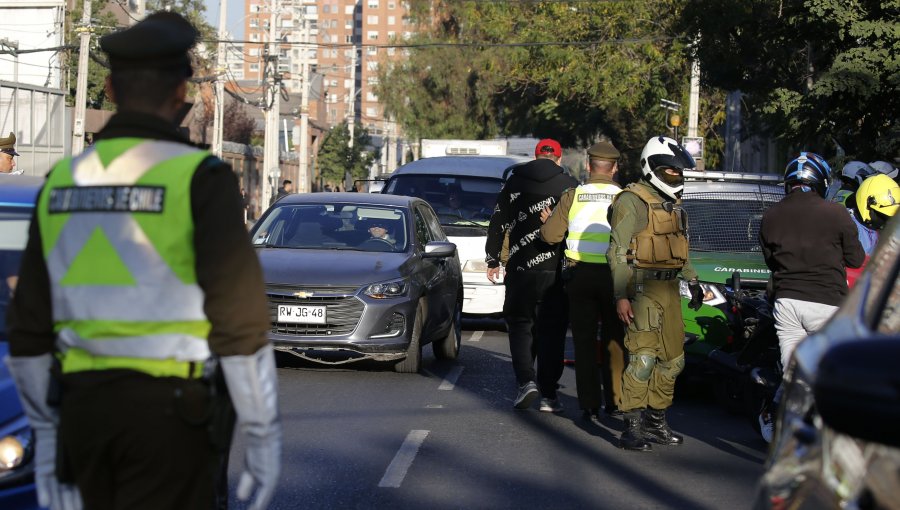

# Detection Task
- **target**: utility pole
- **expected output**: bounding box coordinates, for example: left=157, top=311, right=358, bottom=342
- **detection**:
left=687, top=58, right=700, bottom=139
left=298, top=16, right=310, bottom=193
left=344, top=45, right=357, bottom=191
left=211, top=0, right=227, bottom=157
left=71, top=0, right=92, bottom=155
left=261, top=0, right=279, bottom=210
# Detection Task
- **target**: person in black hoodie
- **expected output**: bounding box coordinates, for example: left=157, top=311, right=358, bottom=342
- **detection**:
left=485, top=139, right=578, bottom=411
left=757, top=152, right=864, bottom=443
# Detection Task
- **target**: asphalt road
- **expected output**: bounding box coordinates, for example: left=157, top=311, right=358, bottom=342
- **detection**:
left=227, top=325, right=767, bottom=510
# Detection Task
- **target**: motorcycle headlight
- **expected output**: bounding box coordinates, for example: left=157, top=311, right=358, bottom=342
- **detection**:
left=679, top=280, right=726, bottom=307
left=363, top=279, right=408, bottom=299
left=462, top=259, right=487, bottom=273
left=0, top=428, right=34, bottom=478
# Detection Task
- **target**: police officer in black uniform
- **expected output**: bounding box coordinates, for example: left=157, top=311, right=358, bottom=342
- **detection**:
left=6, top=13, right=281, bottom=510
left=540, top=141, right=626, bottom=422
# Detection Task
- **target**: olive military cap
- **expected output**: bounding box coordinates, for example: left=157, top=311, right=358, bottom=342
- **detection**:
left=0, top=132, right=18, bottom=156
left=587, top=141, right=620, bottom=161
left=100, top=11, right=198, bottom=77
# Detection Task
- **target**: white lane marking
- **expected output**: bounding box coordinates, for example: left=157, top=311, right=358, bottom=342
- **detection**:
left=469, top=330, right=484, bottom=342
left=438, top=366, right=464, bottom=390
left=379, top=430, right=429, bottom=488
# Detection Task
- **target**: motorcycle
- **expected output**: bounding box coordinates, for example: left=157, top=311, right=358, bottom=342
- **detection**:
left=708, top=272, right=781, bottom=432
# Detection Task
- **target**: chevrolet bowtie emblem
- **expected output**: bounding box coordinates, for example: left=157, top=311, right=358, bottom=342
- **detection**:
left=293, top=291, right=313, bottom=298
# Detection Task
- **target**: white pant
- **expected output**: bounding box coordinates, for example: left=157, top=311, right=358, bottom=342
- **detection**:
left=773, top=298, right=838, bottom=369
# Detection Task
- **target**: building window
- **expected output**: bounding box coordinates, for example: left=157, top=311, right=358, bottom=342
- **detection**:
left=367, top=0, right=379, bottom=8
left=345, top=19, right=352, bottom=29
left=345, top=35, right=354, bottom=43
left=387, top=31, right=395, bottom=39
left=249, top=48, right=259, bottom=56
left=367, top=46, right=377, bottom=56
left=250, top=63, right=259, bottom=71
left=367, top=15, right=378, bottom=24
left=366, top=91, right=377, bottom=101
left=366, top=106, right=377, bottom=117
left=322, top=4, right=330, bottom=13
left=388, top=2, right=396, bottom=8
left=345, top=5, right=354, bottom=15
left=387, top=47, right=395, bottom=56
left=387, top=15, right=395, bottom=25
left=367, top=31, right=378, bottom=40
left=330, top=79, right=338, bottom=87
left=331, top=48, right=338, bottom=58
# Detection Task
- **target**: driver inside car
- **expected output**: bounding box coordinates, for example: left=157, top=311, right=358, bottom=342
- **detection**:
left=367, top=219, right=396, bottom=245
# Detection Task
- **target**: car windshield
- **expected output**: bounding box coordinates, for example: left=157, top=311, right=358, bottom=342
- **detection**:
left=383, top=174, right=502, bottom=227
left=681, top=187, right=783, bottom=253
left=251, top=203, right=408, bottom=252
left=0, top=209, right=31, bottom=337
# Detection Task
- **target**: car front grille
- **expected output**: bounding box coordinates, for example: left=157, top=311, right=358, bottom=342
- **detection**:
left=266, top=285, right=363, bottom=336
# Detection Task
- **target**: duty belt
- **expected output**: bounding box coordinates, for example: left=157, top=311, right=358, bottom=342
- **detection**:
left=635, top=269, right=679, bottom=280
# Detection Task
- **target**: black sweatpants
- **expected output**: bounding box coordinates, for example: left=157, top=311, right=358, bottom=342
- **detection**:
left=503, top=269, right=569, bottom=397
left=58, top=371, right=222, bottom=510
left=565, top=262, right=626, bottom=411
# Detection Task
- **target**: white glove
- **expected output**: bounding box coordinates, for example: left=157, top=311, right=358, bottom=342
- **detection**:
left=5, top=354, right=82, bottom=510
left=220, top=346, right=281, bottom=510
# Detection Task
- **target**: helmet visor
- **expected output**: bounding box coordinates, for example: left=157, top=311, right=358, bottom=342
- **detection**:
left=646, top=142, right=696, bottom=174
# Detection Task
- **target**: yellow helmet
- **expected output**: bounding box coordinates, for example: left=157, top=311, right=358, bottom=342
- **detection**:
left=856, top=174, right=900, bottom=228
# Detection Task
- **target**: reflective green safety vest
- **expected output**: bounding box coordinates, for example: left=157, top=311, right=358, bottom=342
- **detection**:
left=564, top=183, right=621, bottom=263
left=38, top=138, right=213, bottom=378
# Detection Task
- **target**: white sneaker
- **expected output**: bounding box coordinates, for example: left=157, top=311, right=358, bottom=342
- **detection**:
left=539, top=397, right=563, bottom=413
left=759, top=410, right=775, bottom=443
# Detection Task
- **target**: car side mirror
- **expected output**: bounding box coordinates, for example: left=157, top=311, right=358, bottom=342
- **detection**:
left=814, top=338, right=900, bottom=448
left=423, top=241, right=456, bottom=258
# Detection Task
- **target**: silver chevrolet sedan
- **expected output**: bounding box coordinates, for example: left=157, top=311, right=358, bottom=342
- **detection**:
left=250, top=192, right=463, bottom=373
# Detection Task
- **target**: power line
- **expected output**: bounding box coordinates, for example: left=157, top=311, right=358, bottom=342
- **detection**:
left=205, top=36, right=679, bottom=49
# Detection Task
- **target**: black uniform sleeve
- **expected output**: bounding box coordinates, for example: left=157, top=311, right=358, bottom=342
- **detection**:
left=485, top=183, right=511, bottom=268
left=6, top=203, right=55, bottom=356
left=192, top=157, right=270, bottom=356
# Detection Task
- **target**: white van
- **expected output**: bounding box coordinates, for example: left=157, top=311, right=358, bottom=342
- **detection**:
left=382, top=155, right=530, bottom=316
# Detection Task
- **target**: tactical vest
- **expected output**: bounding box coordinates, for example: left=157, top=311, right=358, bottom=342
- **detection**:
left=617, top=183, right=689, bottom=270
left=38, top=138, right=213, bottom=378
left=565, top=183, right=621, bottom=263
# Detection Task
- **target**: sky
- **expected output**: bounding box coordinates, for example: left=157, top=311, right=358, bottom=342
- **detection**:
left=203, top=0, right=245, bottom=40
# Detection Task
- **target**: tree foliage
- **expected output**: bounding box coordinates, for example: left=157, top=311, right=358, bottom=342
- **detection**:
left=66, top=1, right=215, bottom=111
left=222, top=98, right=257, bottom=145
left=680, top=0, right=899, bottom=160
left=376, top=0, right=725, bottom=175
left=316, top=122, right=376, bottom=188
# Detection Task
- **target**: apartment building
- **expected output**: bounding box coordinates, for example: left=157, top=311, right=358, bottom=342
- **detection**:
left=316, top=0, right=359, bottom=127
left=243, top=0, right=318, bottom=96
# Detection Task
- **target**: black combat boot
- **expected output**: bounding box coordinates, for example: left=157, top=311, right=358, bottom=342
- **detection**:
left=619, top=411, right=652, bottom=451
left=642, top=407, right=683, bottom=445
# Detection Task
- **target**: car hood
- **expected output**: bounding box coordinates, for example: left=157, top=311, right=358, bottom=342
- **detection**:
left=690, top=251, right=771, bottom=285
left=0, top=341, right=25, bottom=426
left=256, top=248, right=413, bottom=286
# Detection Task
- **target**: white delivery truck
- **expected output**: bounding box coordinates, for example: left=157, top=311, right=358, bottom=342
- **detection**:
left=382, top=155, right=530, bottom=317
left=420, top=139, right=509, bottom=158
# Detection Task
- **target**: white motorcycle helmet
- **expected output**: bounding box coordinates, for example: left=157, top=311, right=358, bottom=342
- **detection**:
left=841, top=161, right=876, bottom=189
left=869, top=160, right=899, bottom=180
left=640, top=135, right=697, bottom=200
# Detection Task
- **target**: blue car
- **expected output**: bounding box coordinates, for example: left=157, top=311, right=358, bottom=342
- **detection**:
left=0, top=175, right=43, bottom=509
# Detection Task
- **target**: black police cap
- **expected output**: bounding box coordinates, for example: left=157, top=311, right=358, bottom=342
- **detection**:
left=100, top=12, right=198, bottom=76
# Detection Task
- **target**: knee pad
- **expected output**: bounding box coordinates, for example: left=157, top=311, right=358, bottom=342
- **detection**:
left=626, top=353, right=656, bottom=382
left=656, top=354, right=685, bottom=379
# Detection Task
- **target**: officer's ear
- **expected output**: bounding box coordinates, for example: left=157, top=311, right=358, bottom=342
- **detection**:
left=105, top=75, right=116, bottom=105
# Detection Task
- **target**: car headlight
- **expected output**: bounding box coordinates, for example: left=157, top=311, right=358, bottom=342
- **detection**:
left=679, top=280, right=726, bottom=307
left=363, top=279, right=409, bottom=299
left=462, top=259, right=487, bottom=273
left=0, top=428, right=34, bottom=479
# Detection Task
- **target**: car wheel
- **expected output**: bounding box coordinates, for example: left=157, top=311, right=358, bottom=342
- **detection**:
left=434, top=294, right=462, bottom=360
left=394, top=301, right=424, bottom=373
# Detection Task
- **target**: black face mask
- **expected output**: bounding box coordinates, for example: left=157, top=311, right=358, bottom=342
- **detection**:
left=868, top=209, right=890, bottom=230
left=654, top=167, right=684, bottom=187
